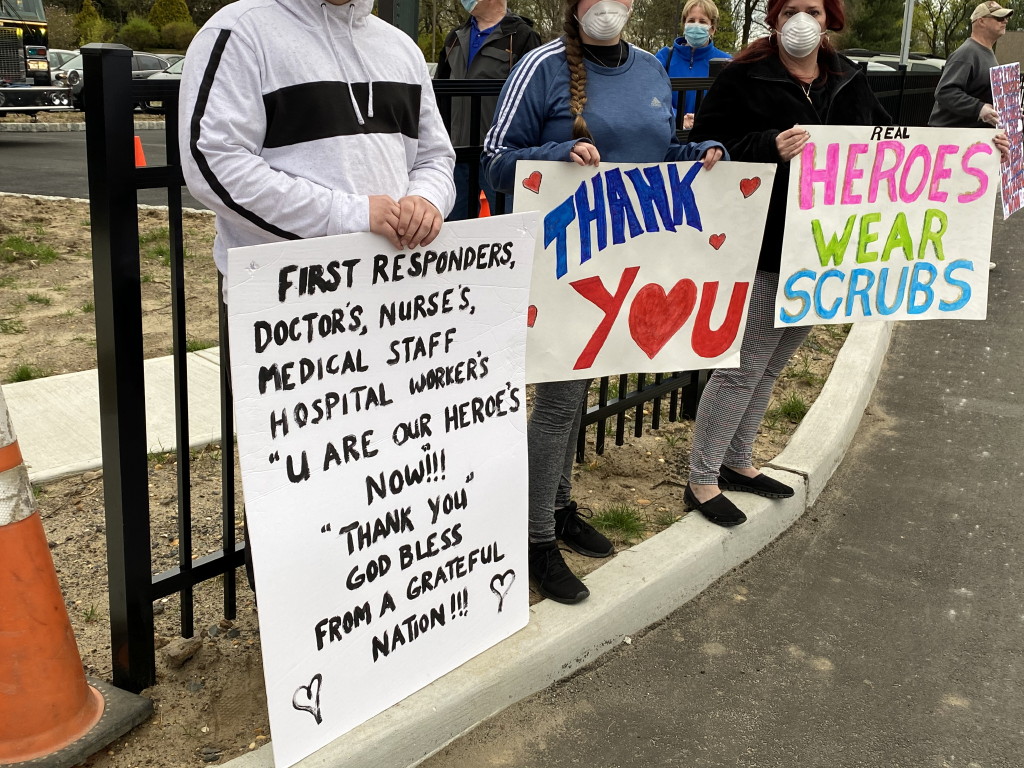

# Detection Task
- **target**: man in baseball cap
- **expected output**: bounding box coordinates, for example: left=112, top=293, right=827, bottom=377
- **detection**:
left=930, top=1, right=1012, bottom=269
left=930, top=1, right=1013, bottom=129
left=971, top=1, right=1013, bottom=23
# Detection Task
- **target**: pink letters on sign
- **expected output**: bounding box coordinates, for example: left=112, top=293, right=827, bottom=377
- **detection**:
left=929, top=145, right=958, bottom=203
left=799, top=142, right=841, bottom=210
left=867, top=141, right=904, bottom=203
left=959, top=143, right=993, bottom=203
left=840, top=143, right=869, bottom=205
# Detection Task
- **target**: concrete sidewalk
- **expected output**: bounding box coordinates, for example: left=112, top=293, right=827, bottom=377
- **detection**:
left=1, top=309, right=894, bottom=768
left=5, top=348, right=223, bottom=484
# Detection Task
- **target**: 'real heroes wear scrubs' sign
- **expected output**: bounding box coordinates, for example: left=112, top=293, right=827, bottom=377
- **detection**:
left=226, top=214, right=537, bottom=768
left=775, top=125, right=999, bottom=327
left=514, top=160, right=775, bottom=383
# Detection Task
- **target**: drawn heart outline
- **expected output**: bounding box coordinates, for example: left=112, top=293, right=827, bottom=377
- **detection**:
left=292, top=674, right=323, bottom=725
left=709, top=233, right=726, bottom=250
left=490, top=569, right=516, bottom=613
left=739, top=177, right=761, bottom=198
left=522, top=171, right=542, bottom=194
left=628, top=280, right=698, bottom=359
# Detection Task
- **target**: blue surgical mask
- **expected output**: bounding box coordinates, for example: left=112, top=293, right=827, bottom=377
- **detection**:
left=462, top=0, right=479, bottom=13
left=683, top=23, right=711, bottom=47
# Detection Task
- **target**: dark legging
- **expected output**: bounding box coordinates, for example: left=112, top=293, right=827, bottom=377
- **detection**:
left=527, top=378, right=591, bottom=542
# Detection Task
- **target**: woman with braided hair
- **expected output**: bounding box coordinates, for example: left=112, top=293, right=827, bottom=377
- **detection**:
left=482, top=0, right=725, bottom=605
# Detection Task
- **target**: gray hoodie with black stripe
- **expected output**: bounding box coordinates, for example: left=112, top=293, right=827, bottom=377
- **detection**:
left=179, top=0, right=456, bottom=276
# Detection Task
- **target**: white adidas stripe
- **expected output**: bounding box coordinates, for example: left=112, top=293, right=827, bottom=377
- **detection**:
left=484, top=38, right=566, bottom=158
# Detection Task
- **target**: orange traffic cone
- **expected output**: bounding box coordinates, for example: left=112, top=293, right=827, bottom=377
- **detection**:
left=133, top=135, right=146, bottom=167
left=0, top=388, right=104, bottom=763
left=478, top=189, right=491, bottom=217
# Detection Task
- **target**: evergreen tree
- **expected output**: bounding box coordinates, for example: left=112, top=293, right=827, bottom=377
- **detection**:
left=845, top=0, right=905, bottom=51
left=75, top=0, right=115, bottom=45
left=149, top=0, right=194, bottom=30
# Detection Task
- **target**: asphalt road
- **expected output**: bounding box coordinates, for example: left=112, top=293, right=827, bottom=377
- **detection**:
left=0, top=130, right=204, bottom=209
left=422, top=208, right=1024, bottom=767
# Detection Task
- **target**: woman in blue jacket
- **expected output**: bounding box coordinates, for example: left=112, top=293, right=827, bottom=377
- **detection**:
left=655, top=0, right=732, bottom=130
left=483, top=0, right=724, bottom=605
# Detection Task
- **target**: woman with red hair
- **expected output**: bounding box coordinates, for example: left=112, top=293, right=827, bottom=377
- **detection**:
left=683, top=0, right=887, bottom=525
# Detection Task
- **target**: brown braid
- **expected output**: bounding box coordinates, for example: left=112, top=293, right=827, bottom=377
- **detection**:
left=563, top=2, right=594, bottom=142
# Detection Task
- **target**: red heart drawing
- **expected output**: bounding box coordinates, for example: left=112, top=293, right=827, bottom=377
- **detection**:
left=739, top=177, right=761, bottom=198
left=527, top=305, right=538, bottom=327
left=628, top=280, right=698, bottom=359
left=522, top=171, right=542, bottom=194
left=709, top=233, right=726, bottom=250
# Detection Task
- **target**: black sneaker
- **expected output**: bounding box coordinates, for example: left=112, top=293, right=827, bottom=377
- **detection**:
left=554, top=501, right=614, bottom=558
left=528, top=541, right=590, bottom=604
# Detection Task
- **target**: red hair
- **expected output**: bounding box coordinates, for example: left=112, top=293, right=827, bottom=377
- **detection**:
left=733, top=0, right=846, bottom=64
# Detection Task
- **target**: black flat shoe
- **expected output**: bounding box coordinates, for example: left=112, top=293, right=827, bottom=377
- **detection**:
left=718, top=466, right=794, bottom=499
left=684, top=485, right=747, bottom=527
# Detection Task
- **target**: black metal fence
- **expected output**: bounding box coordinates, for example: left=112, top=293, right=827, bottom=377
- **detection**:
left=82, top=44, right=937, bottom=693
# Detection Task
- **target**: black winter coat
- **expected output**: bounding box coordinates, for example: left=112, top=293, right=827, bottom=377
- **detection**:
left=690, top=52, right=890, bottom=272
left=435, top=14, right=541, bottom=147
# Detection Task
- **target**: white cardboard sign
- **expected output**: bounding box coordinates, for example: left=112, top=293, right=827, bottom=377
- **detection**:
left=513, top=160, right=774, bottom=383
left=775, top=125, right=998, bottom=327
left=226, top=214, right=537, bottom=768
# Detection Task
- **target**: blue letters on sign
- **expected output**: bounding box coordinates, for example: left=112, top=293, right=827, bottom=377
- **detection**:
left=542, top=162, right=705, bottom=279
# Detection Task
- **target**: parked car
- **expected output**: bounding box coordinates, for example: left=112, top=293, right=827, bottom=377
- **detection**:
left=47, top=48, right=77, bottom=81
left=841, top=49, right=946, bottom=72
left=52, top=51, right=172, bottom=110
left=141, top=57, right=184, bottom=113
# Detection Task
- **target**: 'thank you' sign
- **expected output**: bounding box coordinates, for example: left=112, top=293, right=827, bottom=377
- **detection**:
left=514, top=160, right=775, bottom=382
left=226, top=214, right=537, bottom=768
left=775, top=125, right=999, bottom=327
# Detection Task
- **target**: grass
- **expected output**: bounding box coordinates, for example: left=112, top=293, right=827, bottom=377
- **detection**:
left=591, top=504, right=647, bottom=542
left=0, top=276, right=16, bottom=289
left=785, top=356, right=823, bottom=388
left=82, top=604, right=102, bottom=623
left=0, top=318, right=26, bottom=334
left=140, top=227, right=173, bottom=267
left=81, top=300, right=95, bottom=313
left=7, top=363, right=48, bottom=382
left=184, top=337, right=216, bottom=353
left=27, top=293, right=52, bottom=306
left=767, top=391, right=810, bottom=424
left=1, top=235, right=59, bottom=264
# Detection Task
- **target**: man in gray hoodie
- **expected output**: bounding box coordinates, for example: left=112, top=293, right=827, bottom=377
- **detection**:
left=180, top=0, right=456, bottom=276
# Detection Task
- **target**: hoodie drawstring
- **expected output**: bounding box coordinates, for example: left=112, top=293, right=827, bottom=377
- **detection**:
left=321, top=1, right=374, bottom=124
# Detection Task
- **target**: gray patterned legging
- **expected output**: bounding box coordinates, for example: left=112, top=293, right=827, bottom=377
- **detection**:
left=689, top=270, right=810, bottom=485
left=527, top=378, right=591, bottom=543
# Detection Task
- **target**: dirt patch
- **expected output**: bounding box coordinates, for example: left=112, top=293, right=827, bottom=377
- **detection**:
left=3, top=192, right=847, bottom=767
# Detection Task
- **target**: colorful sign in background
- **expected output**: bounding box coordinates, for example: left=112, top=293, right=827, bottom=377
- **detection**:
left=991, top=62, right=1024, bottom=219
left=227, top=215, right=537, bottom=768
left=776, top=125, right=999, bottom=327
left=513, top=160, right=775, bottom=382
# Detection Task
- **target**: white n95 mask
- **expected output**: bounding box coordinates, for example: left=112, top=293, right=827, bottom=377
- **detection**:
left=578, top=1, right=631, bottom=42
left=779, top=12, right=822, bottom=59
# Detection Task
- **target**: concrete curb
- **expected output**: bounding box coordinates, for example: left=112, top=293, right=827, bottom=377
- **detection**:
left=224, top=321, right=894, bottom=768
left=0, top=119, right=164, bottom=132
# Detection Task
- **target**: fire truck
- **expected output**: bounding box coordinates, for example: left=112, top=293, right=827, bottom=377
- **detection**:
left=0, top=0, right=72, bottom=114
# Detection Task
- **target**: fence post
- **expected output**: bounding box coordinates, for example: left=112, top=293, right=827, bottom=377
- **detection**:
left=83, top=43, right=155, bottom=694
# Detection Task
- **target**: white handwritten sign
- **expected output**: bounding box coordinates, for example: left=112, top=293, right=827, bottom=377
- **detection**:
left=991, top=62, right=1024, bottom=219
left=513, top=160, right=774, bottom=382
left=227, top=214, right=537, bottom=768
left=775, top=125, right=998, bottom=327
